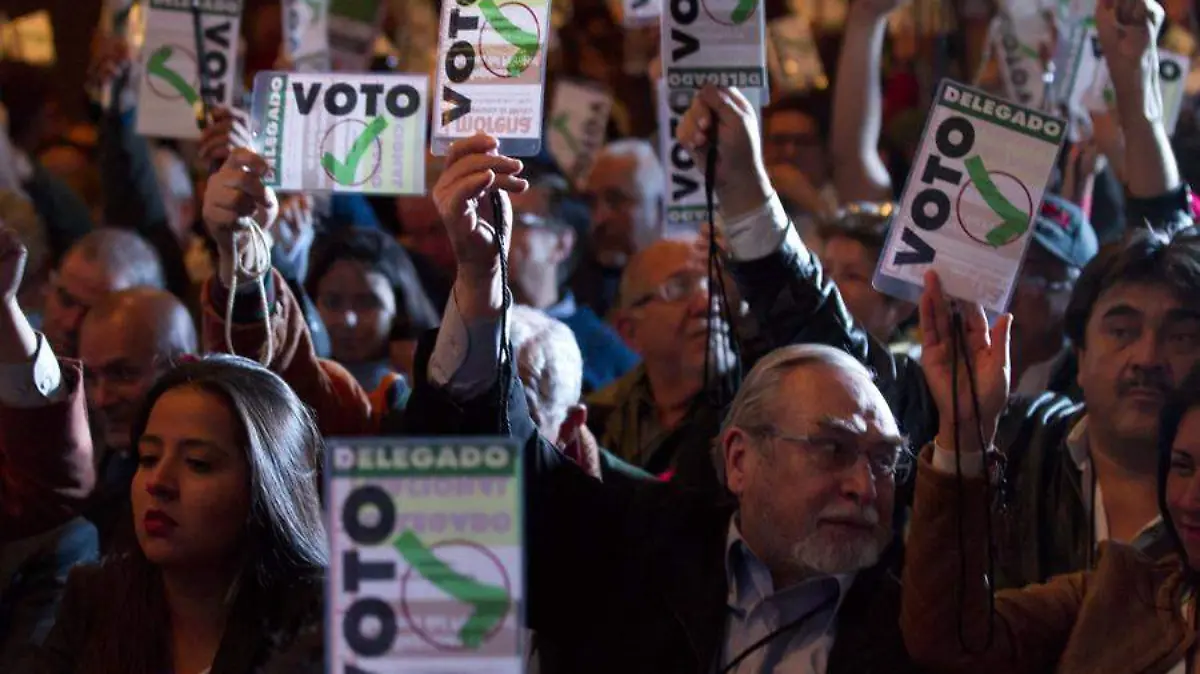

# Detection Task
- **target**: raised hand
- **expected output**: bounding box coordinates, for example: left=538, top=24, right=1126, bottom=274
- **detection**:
left=919, top=271, right=1012, bottom=454
left=202, top=149, right=279, bottom=283
left=1095, top=0, right=1163, bottom=62
left=676, top=85, right=772, bottom=220
left=0, top=227, right=27, bottom=305
left=199, top=106, right=254, bottom=169
left=431, top=133, right=528, bottom=320
left=86, top=34, right=132, bottom=95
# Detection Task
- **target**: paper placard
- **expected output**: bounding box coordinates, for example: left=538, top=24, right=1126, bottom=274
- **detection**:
left=766, top=15, right=826, bottom=93
left=874, top=81, right=1066, bottom=313
left=328, top=0, right=384, bottom=71
left=546, top=81, right=613, bottom=189
left=1083, top=49, right=1191, bottom=135
left=328, top=437, right=524, bottom=673
left=623, top=0, right=661, bottom=26
left=282, top=0, right=330, bottom=71
left=991, top=12, right=1052, bottom=111
left=657, top=82, right=763, bottom=235
left=251, top=71, right=429, bottom=195
left=430, top=0, right=552, bottom=157
left=1050, top=17, right=1091, bottom=112
left=0, top=11, right=56, bottom=66
left=135, top=0, right=243, bottom=140
left=661, top=0, right=767, bottom=92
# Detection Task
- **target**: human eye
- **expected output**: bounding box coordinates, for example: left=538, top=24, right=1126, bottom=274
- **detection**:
left=1171, top=452, right=1195, bottom=477
left=186, top=458, right=213, bottom=474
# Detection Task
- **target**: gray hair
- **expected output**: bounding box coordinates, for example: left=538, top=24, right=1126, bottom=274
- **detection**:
left=68, top=228, right=166, bottom=290
left=713, top=344, right=876, bottom=485
left=509, top=305, right=583, bottom=441
left=598, top=138, right=665, bottom=198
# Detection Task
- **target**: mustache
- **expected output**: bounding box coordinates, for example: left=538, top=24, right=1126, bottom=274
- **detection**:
left=818, top=504, right=881, bottom=527
left=1118, top=370, right=1172, bottom=397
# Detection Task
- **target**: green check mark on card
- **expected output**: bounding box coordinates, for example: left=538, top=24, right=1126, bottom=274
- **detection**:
left=478, top=0, right=540, bottom=77
left=321, top=116, right=389, bottom=185
left=731, top=0, right=757, bottom=24
left=394, top=530, right=509, bottom=649
left=146, top=46, right=199, bottom=106
left=964, top=155, right=1030, bottom=247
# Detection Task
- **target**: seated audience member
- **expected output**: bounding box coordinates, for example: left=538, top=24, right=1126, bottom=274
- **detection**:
left=901, top=270, right=1200, bottom=673
left=762, top=91, right=838, bottom=236
left=404, top=143, right=923, bottom=668
left=585, top=238, right=735, bottom=473
left=77, top=288, right=198, bottom=547
left=43, top=229, right=165, bottom=358
left=510, top=305, right=585, bottom=445
left=668, top=0, right=1192, bottom=587
left=0, top=229, right=97, bottom=666
left=305, top=227, right=440, bottom=391
left=1, top=190, right=52, bottom=327
left=815, top=202, right=914, bottom=347
left=25, top=356, right=326, bottom=674
left=509, top=169, right=639, bottom=392
left=1009, top=196, right=1098, bottom=399
left=574, top=139, right=665, bottom=318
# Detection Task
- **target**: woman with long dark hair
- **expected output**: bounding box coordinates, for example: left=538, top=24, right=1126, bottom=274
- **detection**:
left=23, top=355, right=326, bottom=674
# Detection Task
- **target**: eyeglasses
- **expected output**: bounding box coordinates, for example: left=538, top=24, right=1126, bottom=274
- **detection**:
left=1017, top=273, right=1075, bottom=293
left=628, top=272, right=710, bottom=308
left=747, top=425, right=911, bottom=481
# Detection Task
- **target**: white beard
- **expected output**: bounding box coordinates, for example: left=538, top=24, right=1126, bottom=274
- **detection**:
left=789, top=506, right=885, bottom=576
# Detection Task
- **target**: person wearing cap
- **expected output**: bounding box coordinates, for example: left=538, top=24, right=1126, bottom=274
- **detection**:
left=1009, top=195, right=1099, bottom=400
left=509, top=168, right=639, bottom=394
left=815, top=202, right=916, bottom=350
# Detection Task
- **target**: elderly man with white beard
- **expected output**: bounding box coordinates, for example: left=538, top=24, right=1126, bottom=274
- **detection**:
left=403, top=127, right=926, bottom=674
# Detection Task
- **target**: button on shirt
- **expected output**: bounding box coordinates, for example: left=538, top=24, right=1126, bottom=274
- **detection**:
left=720, top=517, right=852, bottom=674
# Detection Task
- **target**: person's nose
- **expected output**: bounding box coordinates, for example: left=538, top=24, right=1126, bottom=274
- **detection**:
left=841, top=454, right=879, bottom=507
left=144, top=459, right=180, bottom=501
left=92, top=376, right=116, bottom=409
left=1128, top=327, right=1168, bottom=373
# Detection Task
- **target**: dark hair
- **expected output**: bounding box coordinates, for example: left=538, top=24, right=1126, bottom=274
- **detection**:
left=82, top=355, right=327, bottom=674
left=816, top=202, right=897, bottom=258
left=305, top=228, right=441, bottom=341
left=1065, top=228, right=1200, bottom=349
left=762, top=90, right=833, bottom=139
left=1157, top=365, right=1200, bottom=571
left=0, top=60, right=53, bottom=145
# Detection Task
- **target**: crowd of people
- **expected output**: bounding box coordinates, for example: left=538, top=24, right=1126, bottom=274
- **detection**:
left=2, top=0, right=1200, bottom=671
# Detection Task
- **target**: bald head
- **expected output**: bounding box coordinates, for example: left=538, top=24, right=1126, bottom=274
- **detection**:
left=83, top=288, right=197, bottom=359
left=69, top=229, right=165, bottom=291
left=618, top=238, right=700, bottom=309
left=79, top=289, right=197, bottom=450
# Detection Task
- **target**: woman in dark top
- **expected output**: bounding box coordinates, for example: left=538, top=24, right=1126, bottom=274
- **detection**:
left=22, top=356, right=326, bottom=674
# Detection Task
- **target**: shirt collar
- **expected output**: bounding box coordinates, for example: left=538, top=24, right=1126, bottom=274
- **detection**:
left=1066, top=414, right=1091, bottom=469
left=724, top=515, right=854, bottom=616
left=545, top=291, right=577, bottom=321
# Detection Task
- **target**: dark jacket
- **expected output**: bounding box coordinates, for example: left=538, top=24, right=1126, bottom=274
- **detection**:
left=404, top=338, right=922, bottom=674
left=745, top=188, right=1195, bottom=589
left=0, top=518, right=98, bottom=669
left=21, top=562, right=323, bottom=674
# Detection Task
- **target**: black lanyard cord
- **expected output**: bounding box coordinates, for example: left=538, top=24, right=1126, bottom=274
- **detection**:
left=717, top=593, right=839, bottom=674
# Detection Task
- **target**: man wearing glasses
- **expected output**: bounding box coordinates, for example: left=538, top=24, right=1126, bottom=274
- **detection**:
left=586, top=238, right=735, bottom=474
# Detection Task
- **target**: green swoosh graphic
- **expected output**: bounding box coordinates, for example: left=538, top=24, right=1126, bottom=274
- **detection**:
left=550, top=113, right=582, bottom=155
left=964, top=155, right=1029, bottom=247
left=478, top=0, right=540, bottom=77
left=394, top=530, right=509, bottom=649
left=731, top=0, right=757, bottom=24
left=146, top=46, right=199, bottom=106
left=1017, top=43, right=1039, bottom=60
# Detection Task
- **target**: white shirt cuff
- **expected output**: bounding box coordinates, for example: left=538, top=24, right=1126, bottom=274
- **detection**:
left=0, top=333, right=65, bottom=407
left=722, top=193, right=806, bottom=262
left=931, top=441, right=986, bottom=477
left=428, top=290, right=507, bottom=399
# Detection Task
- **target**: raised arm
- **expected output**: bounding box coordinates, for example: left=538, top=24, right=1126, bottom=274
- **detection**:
left=675, top=85, right=938, bottom=447
left=830, top=0, right=899, bottom=203
left=200, top=150, right=374, bottom=437
left=0, top=229, right=94, bottom=540
left=902, top=271, right=1082, bottom=672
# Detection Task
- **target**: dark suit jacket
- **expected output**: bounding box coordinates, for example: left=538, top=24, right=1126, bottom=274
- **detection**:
left=405, top=337, right=921, bottom=674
